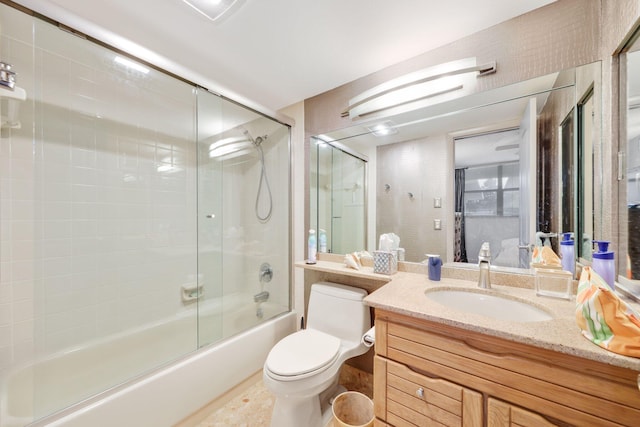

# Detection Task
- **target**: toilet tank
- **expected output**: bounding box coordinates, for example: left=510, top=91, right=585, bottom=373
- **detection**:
left=306, top=282, right=370, bottom=344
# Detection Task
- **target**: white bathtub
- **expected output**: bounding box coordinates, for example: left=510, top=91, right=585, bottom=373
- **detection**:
left=1, top=298, right=295, bottom=427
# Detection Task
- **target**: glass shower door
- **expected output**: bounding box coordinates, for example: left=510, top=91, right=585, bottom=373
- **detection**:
left=2, top=7, right=200, bottom=422
left=197, top=90, right=291, bottom=347
left=196, top=89, right=224, bottom=346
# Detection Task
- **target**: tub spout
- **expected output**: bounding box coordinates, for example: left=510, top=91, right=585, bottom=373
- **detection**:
left=253, top=290, right=269, bottom=303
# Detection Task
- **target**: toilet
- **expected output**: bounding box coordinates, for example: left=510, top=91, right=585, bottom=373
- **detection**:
left=263, top=282, right=371, bottom=427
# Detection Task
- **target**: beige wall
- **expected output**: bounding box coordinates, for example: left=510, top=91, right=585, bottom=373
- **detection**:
left=304, top=0, right=640, bottom=272
left=305, top=0, right=601, bottom=137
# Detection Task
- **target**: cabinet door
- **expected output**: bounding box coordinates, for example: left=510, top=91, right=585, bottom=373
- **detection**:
left=488, top=398, right=561, bottom=427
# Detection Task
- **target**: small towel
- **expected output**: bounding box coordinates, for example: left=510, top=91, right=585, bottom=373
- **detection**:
left=575, top=267, right=640, bottom=358
left=531, top=246, right=562, bottom=268
left=344, top=252, right=363, bottom=270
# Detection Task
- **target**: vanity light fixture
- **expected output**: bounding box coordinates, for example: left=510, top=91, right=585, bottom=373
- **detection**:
left=366, top=121, right=398, bottom=137
left=209, top=136, right=252, bottom=158
left=342, top=57, right=496, bottom=120
left=182, top=0, right=242, bottom=22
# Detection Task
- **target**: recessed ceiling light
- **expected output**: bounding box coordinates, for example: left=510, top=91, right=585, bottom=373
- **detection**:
left=182, top=0, right=242, bottom=22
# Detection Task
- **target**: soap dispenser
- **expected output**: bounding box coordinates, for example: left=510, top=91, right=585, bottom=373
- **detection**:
left=592, top=240, right=615, bottom=290
left=560, top=232, right=575, bottom=277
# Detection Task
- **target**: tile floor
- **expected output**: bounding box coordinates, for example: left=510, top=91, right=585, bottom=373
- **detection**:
left=191, top=366, right=373, bottom=427
left=195, top=379, right=274, bottom=427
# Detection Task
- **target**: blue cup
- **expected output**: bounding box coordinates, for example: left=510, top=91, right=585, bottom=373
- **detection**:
left=428, top=256, right=442, bottom=281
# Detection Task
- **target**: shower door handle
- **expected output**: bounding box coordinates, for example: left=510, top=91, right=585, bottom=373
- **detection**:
left=206, top=214, right=216, bottom=219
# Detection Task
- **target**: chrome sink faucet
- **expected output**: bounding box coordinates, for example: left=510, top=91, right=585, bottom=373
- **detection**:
left=478, top=242, right=491, bottom=289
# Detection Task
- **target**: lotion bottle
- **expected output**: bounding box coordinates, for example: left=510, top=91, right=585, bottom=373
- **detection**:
left=592, top=240, right=615, bottom=290
left=307, top=229, right=317, bottom=264
left=318, top=229, right=327, bottom=253
left=560, top=232, right=575, bottom=277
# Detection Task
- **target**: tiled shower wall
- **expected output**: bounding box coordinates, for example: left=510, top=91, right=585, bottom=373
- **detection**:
left=0, top=7, right=199, bottom=374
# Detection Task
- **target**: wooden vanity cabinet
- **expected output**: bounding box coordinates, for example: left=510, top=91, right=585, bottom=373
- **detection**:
left=373, top=310, right=640, bottom=427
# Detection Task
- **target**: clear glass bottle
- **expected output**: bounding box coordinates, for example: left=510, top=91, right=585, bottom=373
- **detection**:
left=318, top=229, right=327, bottom=253
left=307, top=229, right=317, bottom=264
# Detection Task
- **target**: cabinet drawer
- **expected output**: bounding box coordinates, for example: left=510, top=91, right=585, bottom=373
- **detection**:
left=381, top=357, right=482, bottom=427
left=488, top=398, right=560, bottom=427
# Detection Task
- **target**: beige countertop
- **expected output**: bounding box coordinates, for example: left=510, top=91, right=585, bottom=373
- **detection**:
left=298, top=259, right=640, bottom=372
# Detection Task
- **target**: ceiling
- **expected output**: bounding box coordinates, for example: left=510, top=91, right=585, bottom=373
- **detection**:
left=15, top=0, right=555, bottom=114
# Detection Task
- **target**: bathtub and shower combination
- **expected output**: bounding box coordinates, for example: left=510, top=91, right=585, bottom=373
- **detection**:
left=2, top=300, right=295, bottom=427
left=0, top=3, right=294, bottom=426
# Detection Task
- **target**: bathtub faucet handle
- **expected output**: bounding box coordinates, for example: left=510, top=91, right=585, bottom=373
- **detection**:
left=259, top=263, right=273, bottom=283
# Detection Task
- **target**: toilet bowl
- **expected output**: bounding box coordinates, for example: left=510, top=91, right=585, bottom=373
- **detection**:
left=263, top=282, right=371, bottom=427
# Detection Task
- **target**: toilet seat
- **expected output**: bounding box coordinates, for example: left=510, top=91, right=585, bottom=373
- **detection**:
left=265, top=329, right=341, bottom=380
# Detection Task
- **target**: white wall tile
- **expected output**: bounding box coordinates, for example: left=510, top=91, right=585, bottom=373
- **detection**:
left=43, top=220, right=72, bottom=239
left=11, top=260, right=36, bottom=282
left=12, top=299, right=33, bottom=323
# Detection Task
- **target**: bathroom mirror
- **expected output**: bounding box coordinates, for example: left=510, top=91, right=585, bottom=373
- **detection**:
left=311, top=62, right=602, bottom=267
left=619, top=28, right=640, bottom=293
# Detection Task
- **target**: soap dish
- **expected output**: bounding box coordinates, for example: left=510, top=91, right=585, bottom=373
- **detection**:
left=534, top=268, right=573, bottom=300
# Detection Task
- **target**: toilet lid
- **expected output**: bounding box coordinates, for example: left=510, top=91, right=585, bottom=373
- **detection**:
left=266, top=329, right=341, bottom=377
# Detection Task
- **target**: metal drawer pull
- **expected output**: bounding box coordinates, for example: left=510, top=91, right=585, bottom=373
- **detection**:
left=416, top=387, right=425, bottom=399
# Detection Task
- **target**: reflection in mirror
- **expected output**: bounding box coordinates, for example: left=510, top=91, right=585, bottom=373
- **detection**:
left=577, top=89, right=595, bottom=261
left=621, top=34, right=640, bottom=291
left=310, top=138, right=367, bottom=255
left=561, top=109, right=575, bottom=235
left=454, top=129, right=523, bottom=268
left=312, top=62, right=602, bottom=269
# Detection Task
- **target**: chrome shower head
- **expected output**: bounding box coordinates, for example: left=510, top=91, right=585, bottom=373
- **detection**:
left=253, top=135, right=266, bottom=146
left=241, top=128, right=267, bottom=147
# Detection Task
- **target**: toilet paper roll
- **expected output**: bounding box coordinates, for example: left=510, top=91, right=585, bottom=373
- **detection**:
left=361, top=326, right=375, bottom=347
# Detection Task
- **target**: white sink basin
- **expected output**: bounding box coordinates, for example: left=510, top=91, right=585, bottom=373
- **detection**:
left=425, top=288, right=553, bottom=322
